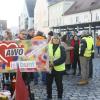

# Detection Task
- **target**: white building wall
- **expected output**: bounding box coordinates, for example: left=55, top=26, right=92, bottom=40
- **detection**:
left=65, top=9, right=100, bottom=25
left=62, top=12, right=91, bottom=26
left=48, top=1, right=100, bottom=27
left=92, top=9, right=100, bottom=22
left=70, top=12, right=91, bottom=24
left=19, top=1, right=28, bottom=30
left=49, top=2, right=64, bottom=27
left=34, top=0, right=48, bottom=31
left=19, top=1, right=34, bottom=30
left=19, top=16, right=25, bottom=30
left=28, top=18, right=34, bottom=29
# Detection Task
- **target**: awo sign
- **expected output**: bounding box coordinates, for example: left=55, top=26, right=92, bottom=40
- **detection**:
left=0, top=42, right=24, bottom=64
left=5, top=48, right=24, bottom=57
left=0, top=40, right=49, bottom=72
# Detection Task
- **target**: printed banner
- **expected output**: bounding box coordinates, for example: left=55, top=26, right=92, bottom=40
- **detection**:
left=0, top=40, right=49, bottom=72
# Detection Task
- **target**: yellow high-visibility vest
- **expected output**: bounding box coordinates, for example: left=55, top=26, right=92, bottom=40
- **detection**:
left=48, top=44, right=65, bottom=71
left=83, top=37, right=93, bottom=57
left=88, top=36, right=94, bottom=53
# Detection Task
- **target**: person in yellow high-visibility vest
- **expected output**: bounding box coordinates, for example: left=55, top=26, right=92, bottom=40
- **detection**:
left=45, top=35, right=66, bottom=100
left=78, top=31, right=94, bottom=85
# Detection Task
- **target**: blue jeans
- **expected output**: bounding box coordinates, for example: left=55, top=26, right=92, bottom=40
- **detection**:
left=34, top=72, right=46, bottom=84
left=42, top=72, right=46, bottom=83
left=34, top=72, right=39, bottom=83
left=97, top=46, right=100, bottom=54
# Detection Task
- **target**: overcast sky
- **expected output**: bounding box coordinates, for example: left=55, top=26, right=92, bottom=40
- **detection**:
left=0, top=0, right=24, bottom=28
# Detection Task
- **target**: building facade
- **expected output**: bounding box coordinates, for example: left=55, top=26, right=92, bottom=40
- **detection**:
left=48, top=0, right=100, bottom=35
left=19, top=0, right=36, bottom=30
left=49, top=0, right=75, bottom=27
left=0, top=20, right=7, bottom=35
left=34, top=0, right=49, bottom=33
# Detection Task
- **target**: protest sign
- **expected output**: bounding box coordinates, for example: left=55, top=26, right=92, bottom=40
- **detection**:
left=0, top=40, right=49, bottom=72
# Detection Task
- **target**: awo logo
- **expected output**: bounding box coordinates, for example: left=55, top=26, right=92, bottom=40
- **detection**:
left=0, top=42, right=24, bottom=63
left=5, top=48, right=24, bottom=57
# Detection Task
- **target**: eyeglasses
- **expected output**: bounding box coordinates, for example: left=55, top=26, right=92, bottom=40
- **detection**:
left=53, top=38, right=59, bottom=39
left=21, top=33, right=26, bottom=36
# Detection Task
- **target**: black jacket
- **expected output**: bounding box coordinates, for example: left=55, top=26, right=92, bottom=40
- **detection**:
left=80, top=38, right=87, bottom=56
left=27, top=34, right=33, bottom=39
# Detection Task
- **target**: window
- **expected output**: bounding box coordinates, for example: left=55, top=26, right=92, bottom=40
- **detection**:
left=96, top=13, right=99, bottom=21
left=76, top=16, right=79, bottom=23
left=84, top=15, right=88, bottom=22
left=90, top=1, right=96, bottom=6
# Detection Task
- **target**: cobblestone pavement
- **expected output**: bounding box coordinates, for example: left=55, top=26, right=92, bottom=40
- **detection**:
left=30, top=58, right=100, bottom=100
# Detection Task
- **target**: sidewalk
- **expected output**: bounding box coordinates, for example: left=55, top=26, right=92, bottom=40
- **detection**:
left=30, top=57, right=100, bottom=100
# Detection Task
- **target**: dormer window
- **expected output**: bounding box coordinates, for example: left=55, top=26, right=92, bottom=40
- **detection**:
left=90, top=1, right=96, bottom=6
left=89, top=1, right=96, bottom=10
left=75, top=6, right=78, bottom=9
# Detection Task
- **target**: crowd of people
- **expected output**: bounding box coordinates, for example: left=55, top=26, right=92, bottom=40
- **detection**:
left=0, top=29, right=95, bottom=100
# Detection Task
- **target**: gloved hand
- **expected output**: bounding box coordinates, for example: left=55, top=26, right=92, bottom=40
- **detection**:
left=49, top=62, right=54, bottom=67
left=91, top=52, right=94, bottom=59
